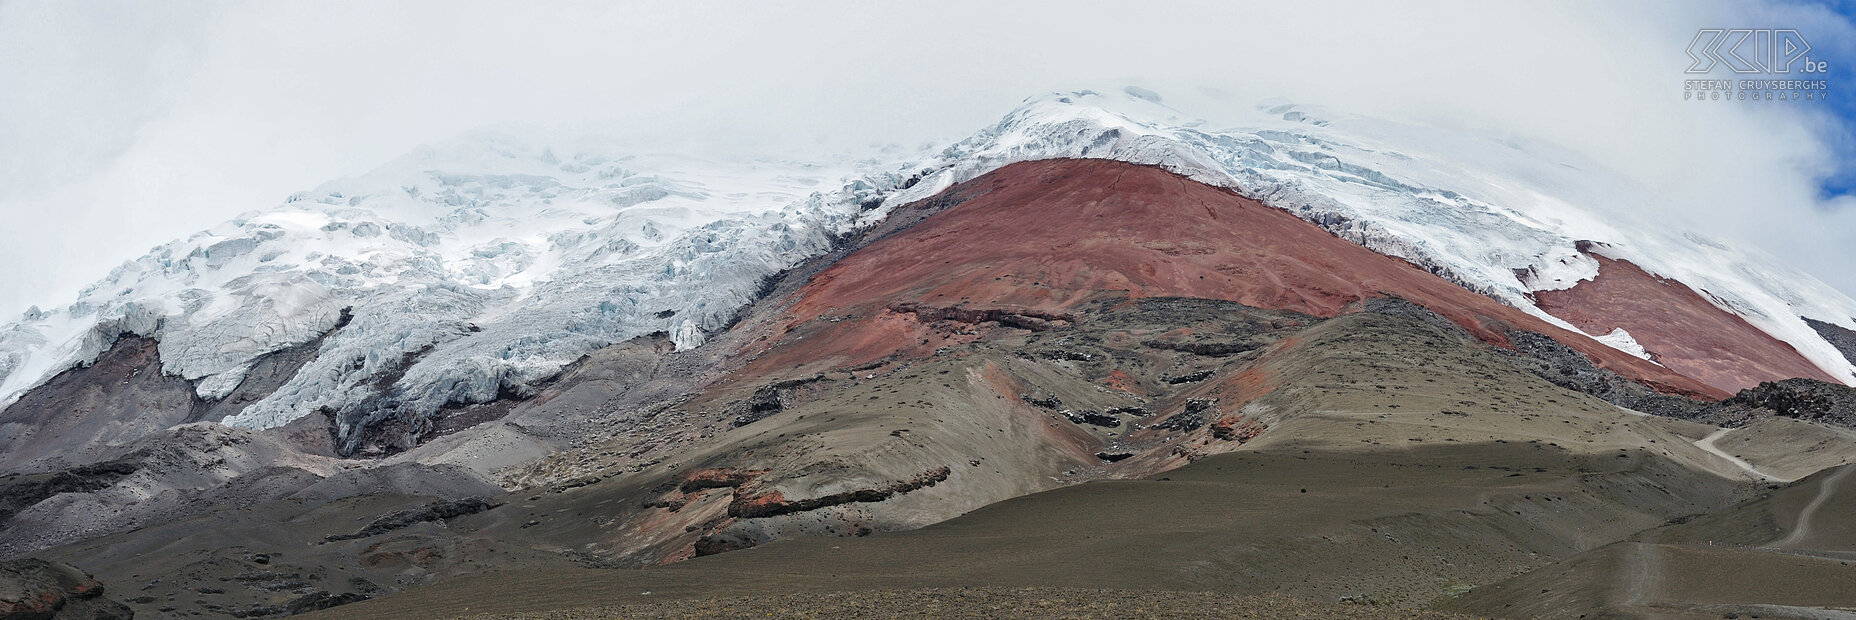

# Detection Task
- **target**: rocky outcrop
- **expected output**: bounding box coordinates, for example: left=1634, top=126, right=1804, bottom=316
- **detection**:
left=0, top=558, right=133, bottom=620
left=1141, top=340, right=1256, bottom=357
left=1705, top=378, right=1856, bottom=429
left=1358, top=296, right=1717, bottom=419
left=0, top=460, right=139, bottom=528
left=1498, top=330, right=1704, bottom=418
left=0, top=310, right=348, bottom=475
left=727, top=376, right=829, bottom=428
left=1162, top=369, right=1216, bottom=385
left=1153, top=399, right=1215, bottom=433
left=727, top=467, right=953, bottom=519
left=1211, top=415, right=1266, bottom=443
left=1062, top=410, right=1121, bottom=428
left=1806, top=317, right=1856, bottom=368
left=0, top=337, right=203, bottom=474
left=325, top=498, right=501, bottom=541
left=886, top=303, right=1076, bottom=332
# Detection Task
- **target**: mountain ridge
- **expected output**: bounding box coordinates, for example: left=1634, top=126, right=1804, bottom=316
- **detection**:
left=4, top=87, right=1855, bottom=466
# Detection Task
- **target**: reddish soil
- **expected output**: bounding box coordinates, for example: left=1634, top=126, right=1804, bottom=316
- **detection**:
left=1532, top=250, right=1836, bottom=393
left=743, top=159, right=1726, bottom=400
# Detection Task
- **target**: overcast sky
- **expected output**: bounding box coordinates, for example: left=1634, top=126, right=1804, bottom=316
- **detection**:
left=2, top=1, right=1854, bottom=318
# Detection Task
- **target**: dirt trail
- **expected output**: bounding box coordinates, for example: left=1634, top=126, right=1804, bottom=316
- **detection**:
left=1775, top=465, right=1855, bottom=549
left=1695, top=428, right=1786, bottom=482
left=1620, top=543, right=1660, bottom=607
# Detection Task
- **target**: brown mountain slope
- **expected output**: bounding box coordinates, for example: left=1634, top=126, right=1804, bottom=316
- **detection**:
left=1532, top=244, right=1838, bottom=393
left=732, top=158, right=1724, bottom=400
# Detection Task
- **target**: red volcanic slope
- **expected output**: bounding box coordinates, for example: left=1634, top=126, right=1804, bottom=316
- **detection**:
left=1532, top=249, right=1835, bottom=393
left=748, top=159, right=1727, bottom=400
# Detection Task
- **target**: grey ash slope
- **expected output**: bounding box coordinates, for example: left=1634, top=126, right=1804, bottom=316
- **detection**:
left=16, top=284, right=1856, bottom=619
left=317, top=307, right=1813, bottom=620
left=0, top=336, right=206, bottom=474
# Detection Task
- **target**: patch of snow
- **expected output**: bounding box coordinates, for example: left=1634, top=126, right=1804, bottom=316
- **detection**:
left=1593, top=328, right=1653, bottom=361
left=1515, top=249, right=1601, bottom=293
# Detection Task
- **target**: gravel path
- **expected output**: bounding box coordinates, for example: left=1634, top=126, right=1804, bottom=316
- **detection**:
left=1775, top=465, right=1855, bottom=549
left=1694, top=427, right=1785, bottom=482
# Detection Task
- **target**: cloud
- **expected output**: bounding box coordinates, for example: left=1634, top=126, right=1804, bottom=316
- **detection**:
left=3, top=0, right=1854, bottom=318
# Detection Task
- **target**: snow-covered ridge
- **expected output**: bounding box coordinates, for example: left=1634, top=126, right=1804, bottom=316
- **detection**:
left=886, top=88, right=1856, bottom=385
left=5, top=87, right=1856, bottom=438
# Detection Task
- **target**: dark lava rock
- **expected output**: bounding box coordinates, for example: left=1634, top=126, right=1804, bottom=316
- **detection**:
left=1023, top=392, right=1063, bottom=410
left=1357, top=295, right=1466, bottom=336
left=1095, top=452, right=1135, bottom=462
left=229, top=570, right=306, bottom=593
left=730, top=375, right=828, bottom=427
left=1499, top=330, right=1704, bottom=418
left=0, top=558, right=134, bottom=620
left=1362, top=296, right=1707, bottom=418
left=1805, top=317, right=1856, bottom=367
left=347, top=577, right=381, bottom=595
left=729, top=467, right=952, bottom=519
left=887, top=303, right=1074, bottom=331
left=550, top=476, right=601, bottom=492
left=1163, top=369, right=1216, bottom=385
left=1142, top=340, right=1255, bottom=357
left=325, top=497, right=501, bottom=541
left=0, top=459, right=140, bottom=526
left=1063, top=410, right=1121, bottom=428
left=228, top=604, right=283, bottom=618
left=1211, top=416, right=1265, bottom=443
left=693, top=532, right=760, bottom=557
left=284, top=590, right=369, bottom=615
left=731, top=385, right=786, bottom=427
left=1039, top=348, right=1101, bottom=362
left=1153, top=399, right=1215, bottom=432
left=1712, top=378, right=1856, bottom=428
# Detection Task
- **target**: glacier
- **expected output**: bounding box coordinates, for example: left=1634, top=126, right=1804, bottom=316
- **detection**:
left=6, top=87, right=1856, bottom=444
left=0, top=131, right=919, bottom=441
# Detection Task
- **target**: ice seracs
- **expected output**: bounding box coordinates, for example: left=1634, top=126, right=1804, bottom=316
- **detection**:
left=0, top=131, right=916, bottom=443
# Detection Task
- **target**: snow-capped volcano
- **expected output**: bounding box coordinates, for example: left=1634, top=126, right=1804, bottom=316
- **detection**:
left=5, top=87, right=1856, bottom=442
